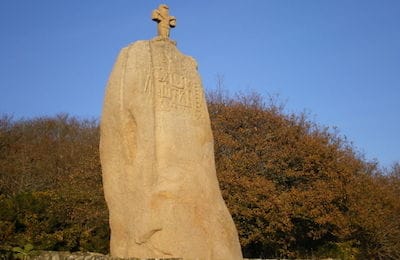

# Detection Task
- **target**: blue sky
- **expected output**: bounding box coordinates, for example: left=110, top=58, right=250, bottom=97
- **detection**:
left=0, top=1, right=399, bottom=168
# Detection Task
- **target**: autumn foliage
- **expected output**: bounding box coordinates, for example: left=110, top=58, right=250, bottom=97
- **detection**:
left=0, top=115, right=108, bottom=256
left=1, top=92, right=399, bottom=259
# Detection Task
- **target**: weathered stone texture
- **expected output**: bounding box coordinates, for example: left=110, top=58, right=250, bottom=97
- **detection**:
left=23, top=251, right=182, bottom=260
left=100, top=39, right=243, bottom=259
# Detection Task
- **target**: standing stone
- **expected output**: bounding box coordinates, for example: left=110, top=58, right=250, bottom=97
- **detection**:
left=100, top=5, right=243, bottom=260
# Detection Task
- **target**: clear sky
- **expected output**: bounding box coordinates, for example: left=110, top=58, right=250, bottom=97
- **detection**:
left=1, top=1, right=399, bottom=168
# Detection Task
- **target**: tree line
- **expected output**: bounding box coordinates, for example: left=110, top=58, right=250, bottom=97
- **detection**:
left=0, top=91, right=399, bottom=259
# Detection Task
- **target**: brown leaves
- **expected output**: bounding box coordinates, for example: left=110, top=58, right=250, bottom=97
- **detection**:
left=0, top=114, right=108, bottom=253
left=1, top=91, right=399, bottom=258
left=207, top=91, right=399, bottom=258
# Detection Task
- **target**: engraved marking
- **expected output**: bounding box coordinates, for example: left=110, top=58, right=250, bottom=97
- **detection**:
left=144, top=65, right=204, bottom=118
left=144, top=74, right=153, bottom=94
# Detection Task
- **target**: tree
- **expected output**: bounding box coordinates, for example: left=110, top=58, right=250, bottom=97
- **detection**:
left=0, top=115, right=108, bottom=254
left=1, top=91, right=399, bottom=258
left=207, top=90, right=399, bottom=258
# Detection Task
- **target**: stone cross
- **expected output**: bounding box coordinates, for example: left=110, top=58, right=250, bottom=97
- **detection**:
left=152, top=4, right=176, bottom=39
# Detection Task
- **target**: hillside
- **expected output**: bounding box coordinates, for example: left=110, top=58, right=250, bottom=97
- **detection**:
left=1, top=92, right=399, bottom=259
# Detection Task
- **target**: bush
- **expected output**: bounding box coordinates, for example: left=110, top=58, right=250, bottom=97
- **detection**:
left=0, top=92, right=399, bottom=258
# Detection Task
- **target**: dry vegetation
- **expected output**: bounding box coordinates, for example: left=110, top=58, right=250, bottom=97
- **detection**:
left=0, top=91, right=399, bottom=259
